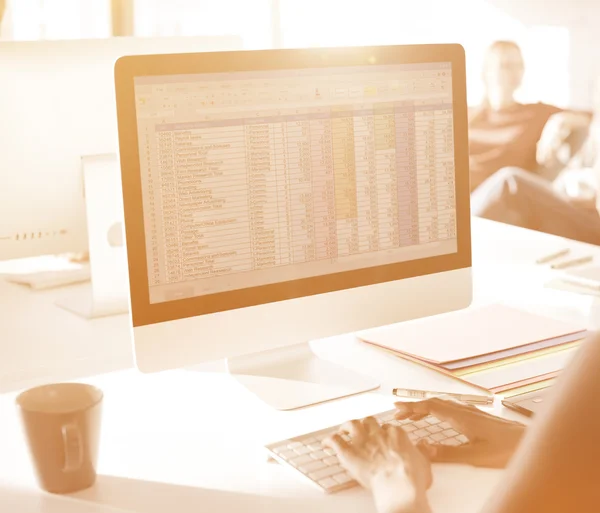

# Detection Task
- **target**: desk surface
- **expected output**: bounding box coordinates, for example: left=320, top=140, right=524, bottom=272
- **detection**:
left=1, top=218, right=599, bottom=513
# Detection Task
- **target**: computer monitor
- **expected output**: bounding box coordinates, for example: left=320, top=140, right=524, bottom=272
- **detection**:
left=116, top=44, right=472, bottom=410
left=0, top=36, right=242, bottom=262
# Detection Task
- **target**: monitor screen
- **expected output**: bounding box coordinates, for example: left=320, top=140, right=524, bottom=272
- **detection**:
left=133, top=62, right=457, bottom=304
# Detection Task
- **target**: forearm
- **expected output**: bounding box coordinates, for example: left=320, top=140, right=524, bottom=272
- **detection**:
left=482, top=332, right=600, bottom=513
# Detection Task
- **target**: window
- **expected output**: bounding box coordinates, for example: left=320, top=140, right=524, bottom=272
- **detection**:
left=133, top=0, right=272, bottom=49
left=1, top=0, right=110, bottom=40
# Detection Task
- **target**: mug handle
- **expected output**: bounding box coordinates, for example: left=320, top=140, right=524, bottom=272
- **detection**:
left=62, top=423, right=83, bottom=472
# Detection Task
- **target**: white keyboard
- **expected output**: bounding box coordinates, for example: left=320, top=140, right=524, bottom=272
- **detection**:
left=266, top=408, right=469, bottom=494
left=5, top=267, right=91, bottom=290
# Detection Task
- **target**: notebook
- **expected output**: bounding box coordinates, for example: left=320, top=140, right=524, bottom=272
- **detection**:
left=453, top=340, right=581, bottom=376
left=463, top=345, right=578, bottom=390
left=360, top=304, right=587, bottom=392
left=360, top=304, right=587, bottom=368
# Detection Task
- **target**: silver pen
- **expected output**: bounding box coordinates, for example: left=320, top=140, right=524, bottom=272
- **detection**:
left=551, top=255, right=594, bottom=269
left=392, top=388, right=494, bottom=405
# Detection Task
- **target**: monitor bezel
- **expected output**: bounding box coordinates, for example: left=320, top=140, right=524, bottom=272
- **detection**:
left=115, top=44, right=471, bottom=328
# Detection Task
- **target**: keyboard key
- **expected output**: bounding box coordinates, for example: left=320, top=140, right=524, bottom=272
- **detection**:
left=408, top=433, right=419, bottom=442
left=426, top=424, right=443, bottom=434
left=402, top=423, right=417, bottom=432
left=288, top=442, right=303, bottom=449
left=439, top=422, right=452, bottom=430
left=280, top=449, right=297, bottom=459
left=319, top=477, right=338, bottom=490
left=309, top=465, right=344, bottom=481
left=323, top=447, right=336, bottom=456
left=430, top=432, right=447, bottom=442
left=425, top=416, right=441, bottom=425
left=294, top=446, right=311, bottom=456
left=307, top=444, right=322, bottom=451
left=290, top=455, right=313, bottom=467
left=414, top=428, right=430, bottom=438
left=333, top=472, right=353, bottom=485
left=413, top=420, right=430, bottom=429
left=300, top=460, right=327, bottom=473
left=272, top=445, right=289, bottom=454
left=457, top=434, right=469, bottom=444
left=442, top=429, right=459, bottom=437
left=311, top=450, right=328, bottom=460
left=324, top=456, right=339, bottom=465
left=302, top=437, right=318, bottom=445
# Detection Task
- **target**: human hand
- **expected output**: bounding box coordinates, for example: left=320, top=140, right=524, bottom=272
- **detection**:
left=396, top=398, right=526, bottom=468
left=325, top=417, right=432, bottom=513
left=538, top=111, right=591, bottom=168
left=537, top=113, right=571, bottom=168
left=553, top=172, right=598, bottom=211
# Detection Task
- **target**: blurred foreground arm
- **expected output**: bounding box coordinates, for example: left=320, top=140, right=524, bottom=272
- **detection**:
left=483, top=331, right=600, bottom=513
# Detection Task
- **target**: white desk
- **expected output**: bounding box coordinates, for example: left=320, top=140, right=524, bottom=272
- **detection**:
left=1, top=218, right=599, bottom=513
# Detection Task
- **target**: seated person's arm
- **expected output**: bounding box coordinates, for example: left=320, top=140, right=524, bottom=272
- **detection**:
left=537, top=110, right=592, bottom=172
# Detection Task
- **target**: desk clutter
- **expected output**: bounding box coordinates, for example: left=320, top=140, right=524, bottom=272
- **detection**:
left=360, top=304, right=587, bottom=395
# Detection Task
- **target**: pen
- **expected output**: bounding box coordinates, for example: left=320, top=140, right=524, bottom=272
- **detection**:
left=551, top=255, right=594, bottom=270
left=536, top=248, right=570, bottom=264
left=392, top=388, right=494, bottom=405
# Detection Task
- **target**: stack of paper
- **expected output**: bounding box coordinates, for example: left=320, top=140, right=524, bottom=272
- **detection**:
left=360, top=304, right=587, bottom=393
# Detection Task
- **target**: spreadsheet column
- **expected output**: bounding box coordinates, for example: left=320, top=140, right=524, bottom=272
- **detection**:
left=245, top=121, right=279, bottom=270
left=373, top=104, right=399, bottom=250
left=286, top=118, right=316, bottom=263
left=333, top=107, right=359, bottom=256
left=310, top=114, right=338, bottom=261
left=271, top=121, right=292, bottom=267
left=415, top=105, right=439, bottom=244
left=156, top=128, right=182, bottom=283
left=142, top=124, right=161, bottom=286
left=175, top=125, right=252, bottom=281
left=434, top=107, right=457, bottom=240
left=354, top=108, right=380, bottom=253
left=395, top=103, right=419, bottom=246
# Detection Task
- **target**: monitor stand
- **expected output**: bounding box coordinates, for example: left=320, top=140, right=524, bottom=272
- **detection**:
left=226, top=341, right=380, bottom=410
left=55, top=154, right=129, bottom=319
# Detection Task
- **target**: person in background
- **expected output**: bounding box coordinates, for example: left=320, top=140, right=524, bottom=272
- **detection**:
left=471, top=79, right=600, bottom=246
left=469, top=40, right=589, bottom=192
left=325, top=330, right=600, bottom=513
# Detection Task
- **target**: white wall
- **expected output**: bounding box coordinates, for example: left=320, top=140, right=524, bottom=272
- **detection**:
left=489, top=0, right=600, bottom=109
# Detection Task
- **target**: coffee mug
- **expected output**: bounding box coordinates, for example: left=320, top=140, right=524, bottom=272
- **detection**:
left=16, top=383, right=103, bottom=494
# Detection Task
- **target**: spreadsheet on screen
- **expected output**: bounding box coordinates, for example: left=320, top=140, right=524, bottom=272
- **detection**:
left=133, top=62, right=458, bottom=304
